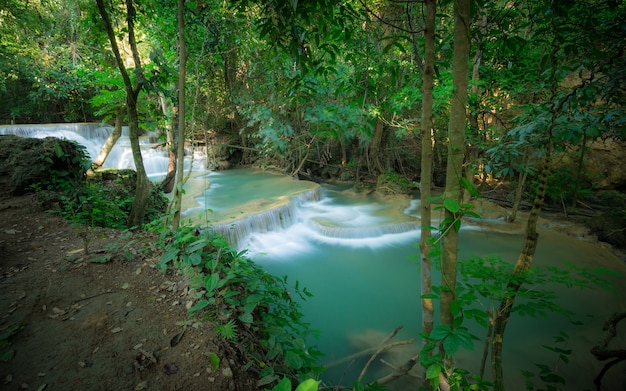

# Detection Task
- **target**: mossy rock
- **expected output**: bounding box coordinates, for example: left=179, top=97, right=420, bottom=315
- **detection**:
left=0, top=135, right=87, bottom=196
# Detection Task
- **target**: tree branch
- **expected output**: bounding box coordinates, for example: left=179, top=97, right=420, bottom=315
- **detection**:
left=357, top=0, right=424, bottom=35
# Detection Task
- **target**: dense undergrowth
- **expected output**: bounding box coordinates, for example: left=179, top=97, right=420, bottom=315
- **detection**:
left=152, top=221, right=325, bottom=387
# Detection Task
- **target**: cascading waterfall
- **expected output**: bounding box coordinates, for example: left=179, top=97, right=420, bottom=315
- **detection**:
left=209, top=188, right=322, bottom=248
left=307, top=220, right=420, bottom=239
left=0, top=123, right=183, bottom=179
left=0, top=123, right=114, bottom=139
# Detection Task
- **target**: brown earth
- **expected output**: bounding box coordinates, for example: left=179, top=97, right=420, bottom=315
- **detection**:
left=0, top=194, right=256, bottom=391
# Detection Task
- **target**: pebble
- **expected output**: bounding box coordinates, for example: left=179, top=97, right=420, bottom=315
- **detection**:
left=221, top=367, right=233, bottom=378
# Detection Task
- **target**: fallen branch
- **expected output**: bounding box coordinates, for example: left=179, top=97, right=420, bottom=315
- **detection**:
left=375, top=353, right=420, bottom=385
left=74, top=289, right=115, bottom=303
left=325, top=327, right=408, bottom=369
left=591, top=310, right=626, bottom=390
left=357, top=326, right=409, bottom=382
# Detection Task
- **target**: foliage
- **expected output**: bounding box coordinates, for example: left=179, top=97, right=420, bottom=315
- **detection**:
left=265, top=377, right=320, bottom=391
left=32, top=141, right=166, bottom=228
left=376, top=171, right=418, bottom=195
left=154, top=223, right=323, bottom=387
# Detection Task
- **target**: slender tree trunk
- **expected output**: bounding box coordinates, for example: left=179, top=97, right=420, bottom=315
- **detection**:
left=464, top=9, right=487, bottom=203
left=508, top=148, right=530, bottom=223
left=95, top=0, right=152, bottom=229
left=171, top=0, right=187, bottom=229
left=420, top=0, right=436, bottom=340
left=491, top=16, right=584, bottom=386
left=491, top=155, right=551, bottom=391
left=370, top=120, right=385, bottom=175
left=159, top=93, right=177, bottom=194
left=571, top=130, right=587, bottom=210
left=508, top=169, right=528, bottom=223
left=93, top=106, right=124, bottom=168
left=440, top=0, right=471, bottom=332
left=126, top=104, right=152, bottom=228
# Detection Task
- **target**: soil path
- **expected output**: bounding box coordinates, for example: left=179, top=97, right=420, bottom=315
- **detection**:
left=0, top=195, right=252, bottom=391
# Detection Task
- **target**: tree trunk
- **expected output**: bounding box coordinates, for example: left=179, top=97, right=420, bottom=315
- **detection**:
left=491, top=19, right=582, bottom=386
left=464, top=8, right=487, bottom=203
left=369, top=120, right=385, bottom=175
left=126, top=104, right=152, bottom=228
left=440, top=0, right=471, bottom=332
left=171, top=0, right=187, bottom=230
left=420, top=0, right=436, bottom=340
left=95, top=0, right=152, bottom=229
left=93, top=106, right=124, bottom=168
left=159, top=93, right=176, bottom=194
left=507, top=147, right=530, bottom=222
left=571, top=130, right=587, bottom=210
left=507, top=169, right=528, bottom=223
left=491, top=157, right=550, bottom=390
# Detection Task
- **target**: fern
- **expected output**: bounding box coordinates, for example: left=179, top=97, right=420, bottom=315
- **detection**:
left=216, top=320, right=238, bottom=341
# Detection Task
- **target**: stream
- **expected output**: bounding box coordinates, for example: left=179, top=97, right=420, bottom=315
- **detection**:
left=2, top=123, right=625, bottom=390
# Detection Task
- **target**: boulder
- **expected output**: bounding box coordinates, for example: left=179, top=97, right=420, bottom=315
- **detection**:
left=0, top=135, right=87, bottom=196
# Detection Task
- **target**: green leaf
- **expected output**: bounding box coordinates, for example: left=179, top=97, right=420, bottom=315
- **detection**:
left=204, top=273, right=220, bottom=293
left=464, top=211, right=481, bottom=219
left=187, top=239, right=207, bottom=254
left=429, top=324, right=452, bottom=340
left=0, top=325, right=22, bottom=340
left=264, top=376, right=287, bottom=390
left=443, top=334, right=461, bottom=355
left=188, top=299, right=212, bottom=315
left=460, top=177, right=480, bottom=197
left=205, top=352, right=220, bottom=370
left=285, top=350, right=304, bottom=370
left=426, top=363, right=442, bottom=380
left=189, top=252, right=203, bottom=266
left=89, top=255, right=111, bottom=263
left=450, top=300, right=462, bottom=317
left=159, top=247, right=179, bottom=271
left=443, top=198, right=461, bottom=213
left=295, top=379, right=321, bottom=391
left=0, top=348, right=15, bottom=362
left=239, top=312, right=254, bottom=324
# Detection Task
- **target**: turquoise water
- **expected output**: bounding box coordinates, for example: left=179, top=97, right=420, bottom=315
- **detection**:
left=201, top=170, right=626, bottom=390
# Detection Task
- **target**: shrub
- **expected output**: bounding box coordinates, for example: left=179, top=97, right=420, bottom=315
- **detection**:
left=155, top=224, right=323, bottom=388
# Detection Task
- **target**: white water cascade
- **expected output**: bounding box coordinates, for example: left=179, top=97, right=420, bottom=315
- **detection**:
left=0, top=123, right=188, bottom=179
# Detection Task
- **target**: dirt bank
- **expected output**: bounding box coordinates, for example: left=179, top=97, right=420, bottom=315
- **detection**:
left=0, top=195, right=255, bottom=391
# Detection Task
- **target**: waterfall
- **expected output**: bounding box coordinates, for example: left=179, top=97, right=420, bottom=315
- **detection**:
left=307, top=220, right=420, bottom=239
left=209, top=188, right=321, bottom=248
left=0, top=123, right=116, bottom=139
left=0, top=123, right=176, bottom=178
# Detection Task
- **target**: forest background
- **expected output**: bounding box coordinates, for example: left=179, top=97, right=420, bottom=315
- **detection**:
left=1, top=0, right=626, bottom=390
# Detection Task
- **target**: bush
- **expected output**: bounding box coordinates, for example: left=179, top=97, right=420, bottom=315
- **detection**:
left=32, top=142, right=167, bottom=229
left=156, top=224, right=323, bottom=388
